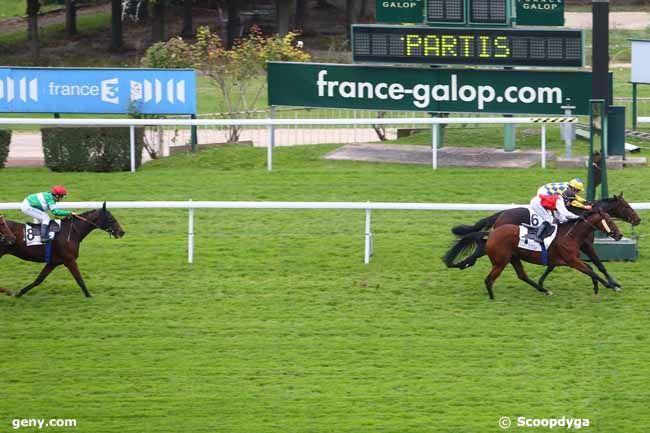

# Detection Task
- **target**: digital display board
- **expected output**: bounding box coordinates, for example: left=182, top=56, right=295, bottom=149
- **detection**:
left=352, top=25, right=583, bottom=67
left=426, top=0, right=464, bottom=23
left=470, top=0, right=506, bottom=23
left=426, top=0, right=508, bottom=25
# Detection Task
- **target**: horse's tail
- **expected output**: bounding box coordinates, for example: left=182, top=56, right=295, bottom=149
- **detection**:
left=451, top=212, right=502, bottom=236
left=442, top=231, right=489, bottom=269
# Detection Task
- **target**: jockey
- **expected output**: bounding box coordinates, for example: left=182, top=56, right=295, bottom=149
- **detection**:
left=20, top=185, right=73, bottom=242
left=528, top=189, right=582, bottom=245
left=537, top=178, right=592, bottom=211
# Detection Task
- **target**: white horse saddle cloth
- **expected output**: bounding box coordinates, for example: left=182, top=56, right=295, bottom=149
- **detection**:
left=24, top=220, right=61, bottom=246
left=518, top=208, right=558, bottom=251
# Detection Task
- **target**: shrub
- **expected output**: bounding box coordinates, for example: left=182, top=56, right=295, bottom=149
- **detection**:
left=42, top=127, right=144, bottom=172
left=0, top=129, right=11, bottom=169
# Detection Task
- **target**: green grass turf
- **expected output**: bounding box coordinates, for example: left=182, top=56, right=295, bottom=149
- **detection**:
left=1, top=145, right=650, bottom=432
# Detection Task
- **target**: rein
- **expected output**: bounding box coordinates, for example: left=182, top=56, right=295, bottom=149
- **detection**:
left=73, top=213, right=110, bottom=234
left=568, top=213, right=610, bottom=239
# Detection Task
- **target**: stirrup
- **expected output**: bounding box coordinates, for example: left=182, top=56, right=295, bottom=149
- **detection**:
left=41, top=225, right=50, bottom=242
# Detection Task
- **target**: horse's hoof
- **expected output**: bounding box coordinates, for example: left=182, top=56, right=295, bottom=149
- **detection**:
left=612, top=287, right=621, bottom=293
left=85, top=293, right=93, bottom=298
left=545, top=291, right=554, bottom=296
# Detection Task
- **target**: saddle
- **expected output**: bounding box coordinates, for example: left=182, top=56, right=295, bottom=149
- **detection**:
left=24, top=220, right=62, bottom=246
left=518, top=224, right=558, bottom=252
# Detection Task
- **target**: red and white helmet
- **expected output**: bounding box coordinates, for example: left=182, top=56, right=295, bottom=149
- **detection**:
left=51, top=185, right=67, bottom=196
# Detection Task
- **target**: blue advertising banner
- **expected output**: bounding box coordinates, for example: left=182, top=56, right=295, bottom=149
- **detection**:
left=0, top=67, right=196, bottom=114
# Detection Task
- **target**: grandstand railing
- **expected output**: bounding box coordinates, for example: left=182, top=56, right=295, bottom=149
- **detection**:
left=1, top=201, right=647, bottom=264
left=0, top=117, right=576, bottom=172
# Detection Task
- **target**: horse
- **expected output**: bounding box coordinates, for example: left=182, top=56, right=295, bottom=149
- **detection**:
left=450, top=193, right=640, bottom=290
left=0, top=203, right=125, bottom=298
left=443, top=208, right=623, bottom=299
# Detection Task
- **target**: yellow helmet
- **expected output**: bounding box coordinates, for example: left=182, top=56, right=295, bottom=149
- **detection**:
left=569, top=178, right=585, bottom=193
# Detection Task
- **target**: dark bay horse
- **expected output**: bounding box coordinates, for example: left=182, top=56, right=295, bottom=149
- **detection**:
left=450, top=194, right=640, bottom=289
left=443, top=209, right=623, bottom=299
left=0, top=204, right=124, bottom=298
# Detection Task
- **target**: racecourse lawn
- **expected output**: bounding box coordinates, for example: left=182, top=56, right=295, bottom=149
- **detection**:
left=1, top=145, right=650, bottom=433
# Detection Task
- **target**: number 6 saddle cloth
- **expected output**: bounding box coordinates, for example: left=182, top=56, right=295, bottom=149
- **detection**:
left=518, top=208, right=558, bottom=252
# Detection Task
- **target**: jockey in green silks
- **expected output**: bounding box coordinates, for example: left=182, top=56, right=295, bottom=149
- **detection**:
left=20, top=185, right=73, bottom=242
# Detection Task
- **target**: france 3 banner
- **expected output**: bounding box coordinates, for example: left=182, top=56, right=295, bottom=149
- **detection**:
left=0, top=67, right=196, bottom=114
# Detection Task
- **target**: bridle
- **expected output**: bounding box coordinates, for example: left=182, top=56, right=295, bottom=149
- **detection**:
left=572, top=210, right=616, bottom=239
left=72, top=212, right=114, bottom=237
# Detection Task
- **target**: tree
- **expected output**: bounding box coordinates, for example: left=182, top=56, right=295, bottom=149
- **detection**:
left=345, top=0, right=357, bottom=45
left=65, top=0, right=77, bottom=35
left=181, top=0, right=193, bottom=38
left=26, top=0, right=40, bottom=60
left=225, top=0, right=240, bottom=49
left=150, top=0, right=167, bottom=43
left=275, top=0, right=290, bottom=36
left=295, top=0, right=306, bottom=30
left=358, top=0, right=369, bottom=19
left=142, top=26, right=311, bottom=143
left=110, top=0, right=123, bottom=50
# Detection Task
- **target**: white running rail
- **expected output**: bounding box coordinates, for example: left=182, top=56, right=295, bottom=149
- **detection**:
left=0, top=116, right=576, bottom=172
left=1, top=201, right=647, bottom=265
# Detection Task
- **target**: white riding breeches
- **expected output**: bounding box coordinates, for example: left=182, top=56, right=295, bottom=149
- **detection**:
left=529, top=196, right=554, bottom=224
left=21, top=200, right=50, bottom=225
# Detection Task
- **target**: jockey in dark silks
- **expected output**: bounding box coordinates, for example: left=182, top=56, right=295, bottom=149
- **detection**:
left=537, top=178, right=592, bottom=211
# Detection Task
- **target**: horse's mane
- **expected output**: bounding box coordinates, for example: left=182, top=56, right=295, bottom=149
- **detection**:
left=79, top=209, right=100, bottom=217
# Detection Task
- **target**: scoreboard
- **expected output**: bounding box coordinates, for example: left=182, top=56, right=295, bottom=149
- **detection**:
left=352, top=25, right=584, bottom=67
left=426, top=0, right=509, bottom=25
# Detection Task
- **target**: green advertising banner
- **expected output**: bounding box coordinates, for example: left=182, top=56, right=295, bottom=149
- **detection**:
left=516, top=0, right=564, bottom=26
left=376, top=0, right=424, bottom=23
left=268, top=62, right=603, bottom=115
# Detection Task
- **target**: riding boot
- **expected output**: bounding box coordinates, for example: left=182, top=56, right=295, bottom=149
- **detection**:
left=41, top=224, right=50, bottom=243
left=534, top=221, right=551, bottom=245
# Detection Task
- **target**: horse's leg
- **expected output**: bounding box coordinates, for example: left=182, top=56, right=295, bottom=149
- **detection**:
left=511, top=257, right=552, bottom=296
left=0, top=250, right=11, bottom=296
left=581, top=242, right=620, bottom=289
left=538, top=265, right=555, bottom=287
left=65, top=260, right=92, bottom=298
left=566, top=258, right=616, bottom=294
left=484, top=264, right=506, bottom=300
left=15, top=264, right=57, bottom=298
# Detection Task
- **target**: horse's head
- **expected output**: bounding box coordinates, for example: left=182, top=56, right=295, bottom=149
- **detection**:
left=97, top=203, right=125, bottom=239
left=587, top=208, right=623, bottom=241
left=597, top=193, right=641, bottom=226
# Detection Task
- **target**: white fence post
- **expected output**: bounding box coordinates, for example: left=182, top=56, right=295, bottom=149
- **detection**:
left=432, top=123, right=439, bottom=170
left=541, top=124, right=547, bottom=169
left=268, top=106, right=275, bottom=171
left=188, top=199, right=194, bottom=264
left=364, top=207, right=372, bottom=264
left=129, top=125, right=136, bottom=173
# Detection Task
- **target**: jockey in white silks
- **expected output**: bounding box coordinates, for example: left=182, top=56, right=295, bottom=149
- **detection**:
left=528, top=189, right=583, bottom=245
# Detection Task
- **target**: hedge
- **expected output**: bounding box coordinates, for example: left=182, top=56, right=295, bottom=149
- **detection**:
left=0, top=129, right=11, bottom=169
left=42, top=127, right=144, bottom=172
